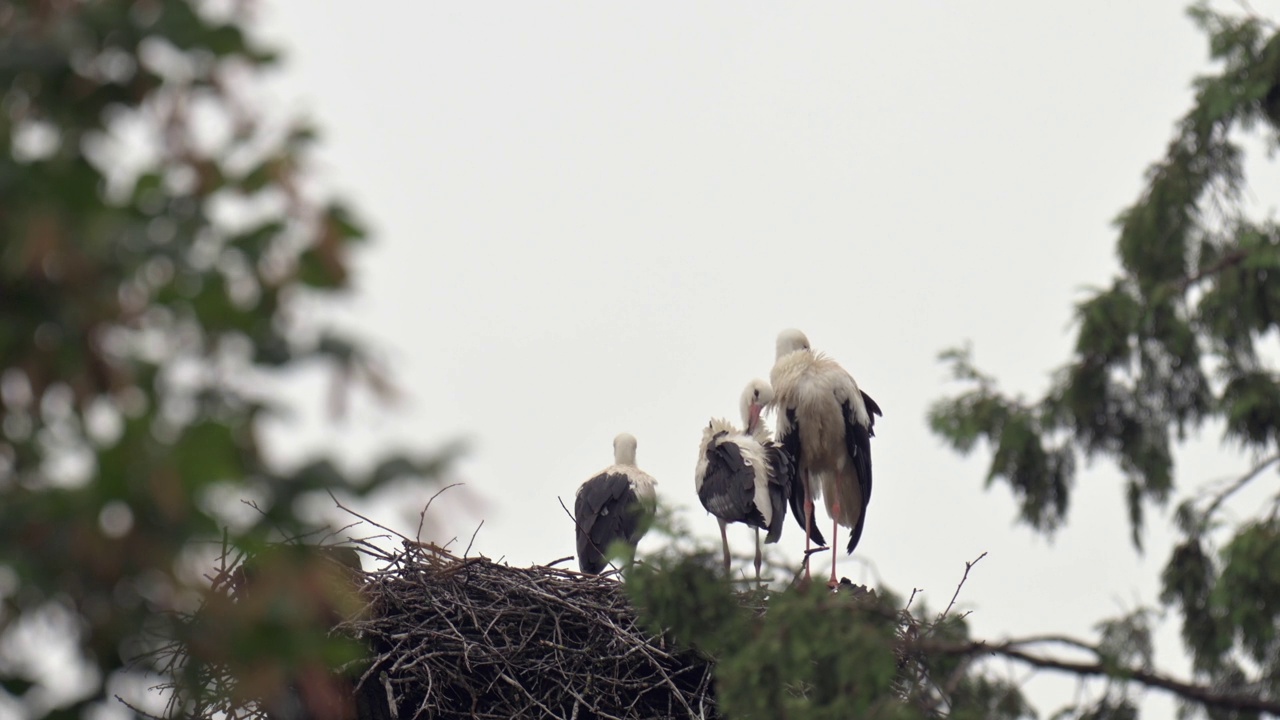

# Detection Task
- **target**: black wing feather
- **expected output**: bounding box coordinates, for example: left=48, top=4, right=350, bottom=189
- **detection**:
left=763, top=442, right=793, bottom=544
left=697, top=438, right=767, bottom=530
left=780, top=409, right=827, bottom=547
left=574, top=473, right=642, bottom=575
left=861, top=389, right=883, bottom=435
left=841, top=399, right=875, bottom=555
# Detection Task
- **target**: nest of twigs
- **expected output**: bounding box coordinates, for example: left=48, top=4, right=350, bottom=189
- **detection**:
left=165, top=537, right=719, bottom=720
left=350, top=540, right=717, bottom=719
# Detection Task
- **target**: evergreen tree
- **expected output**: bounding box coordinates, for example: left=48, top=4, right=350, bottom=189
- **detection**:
left=930, top=3, right=1280, bottom=716
left=10, top=1, right=1280, bottom=718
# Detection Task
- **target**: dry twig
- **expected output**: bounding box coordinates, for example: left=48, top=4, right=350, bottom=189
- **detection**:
left=160, top=540, right=716, bottom=719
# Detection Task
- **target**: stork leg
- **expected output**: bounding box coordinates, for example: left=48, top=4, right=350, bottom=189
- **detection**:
left=753, top=528, right=763, bottom=585
left=803, top=470, right=814, bottom=582
left=718, top=518, right=731, bottom=576
left=829, top=501, right=841, bottom=589
left=830, top=517, right=840, bottom=589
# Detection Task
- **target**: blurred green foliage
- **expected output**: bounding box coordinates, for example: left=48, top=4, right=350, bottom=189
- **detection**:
left=0, top=1, right=451, bottom=717
left=627, top=550, right=1033, bottom=720
left=930, top=3, right=1280, bottom=716
left=9, top=0, right=1279, bottom=717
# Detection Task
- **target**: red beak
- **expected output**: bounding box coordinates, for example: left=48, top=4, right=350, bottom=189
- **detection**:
left=747, top=402, right=763, bottom=433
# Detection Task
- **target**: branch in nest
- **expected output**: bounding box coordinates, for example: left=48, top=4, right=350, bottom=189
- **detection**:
left=938, top=551, right=987, bottom=622
left=160, top=539, right=718, bottom=719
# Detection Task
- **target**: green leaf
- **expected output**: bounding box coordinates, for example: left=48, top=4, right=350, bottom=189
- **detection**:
left=296, top=247, right=345, bottom=289
left=1220, top=369, right=1280, bottom=448
left=203, top=25, right=248, bottom=57
left=175, top=420, right=247, bottom=492
left=325, top=202, right=368, bottom=243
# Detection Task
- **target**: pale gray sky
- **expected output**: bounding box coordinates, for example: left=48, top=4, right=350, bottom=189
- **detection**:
left=252, top=3, right=1280, bottom=716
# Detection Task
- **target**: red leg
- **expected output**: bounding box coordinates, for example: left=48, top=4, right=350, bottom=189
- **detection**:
left=803, top=471, right=814, bottom=581
left=719, top=519, right=731, bottom=576
left=829, top=501, right=841, bottom=589
left=753, top=528, right=763, bottom=585
left=830, top=516, right=840, bottom=588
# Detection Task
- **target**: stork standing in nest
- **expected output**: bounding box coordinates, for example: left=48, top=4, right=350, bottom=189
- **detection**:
left=695, top=378, right=807, bottom=582
left=574, top=433, right=658, bottom=575
left=770, top=329, right=882, bottom=587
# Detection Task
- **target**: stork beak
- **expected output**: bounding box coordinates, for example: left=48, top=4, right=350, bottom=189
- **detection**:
left=747, top=402, right=763, bottom=433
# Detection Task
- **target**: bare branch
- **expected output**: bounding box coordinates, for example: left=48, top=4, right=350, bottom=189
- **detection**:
left=417, top=482, right=465, bottom=542
left=1177, top=249, right=1250, bottom=293
left=1006, top=634, right=1102, bottom=658
left=939, top=551, right=987, bottom=622
left=1200, top=453, right=1280, bottom=531
left=1233, top=0, right=1280, bottom=29
left=463, top=520, right=484, bottom=558
left=328, top=490, right=410, bottom=542
left=923, top=637, right=1280, bottom=716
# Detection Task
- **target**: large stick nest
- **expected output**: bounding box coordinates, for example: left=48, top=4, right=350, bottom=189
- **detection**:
left=169, top=538, right=719, bottom=720
left=350, top=541, right=717, bottom=719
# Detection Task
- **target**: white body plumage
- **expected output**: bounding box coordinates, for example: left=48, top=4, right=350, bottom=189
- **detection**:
left=770, top=329, right=880, bottom=562
left=694, top=379, right=799, bottom=577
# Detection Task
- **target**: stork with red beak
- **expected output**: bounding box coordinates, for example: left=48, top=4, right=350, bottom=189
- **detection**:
left=769, top=329, right=882, bottom=587
left=695, top=379, right=805, bottom=581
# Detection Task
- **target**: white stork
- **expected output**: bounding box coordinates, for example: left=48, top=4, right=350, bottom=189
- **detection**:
left=574, top=433, right=658, bottom=575
left=694, top=378, right=805, bottom=581
left=770, top=329, right=882, bottom=587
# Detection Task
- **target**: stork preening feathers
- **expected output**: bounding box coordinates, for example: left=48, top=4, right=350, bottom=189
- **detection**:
left=574, top=433, right=658, bottom=575
left=568, top=330, right=882, bottom=588
left=694, top=379, right=801, bottom=581
left=770, top=329, right=882, bottom=587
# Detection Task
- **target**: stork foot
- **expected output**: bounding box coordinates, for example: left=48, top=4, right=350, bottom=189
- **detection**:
left=794, top=571, right=813, bottom=592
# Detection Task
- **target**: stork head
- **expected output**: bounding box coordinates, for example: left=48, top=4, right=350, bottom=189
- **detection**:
left=776, top=328, right=811, bottom=360
left=739, top=378, right=774, bottom=433
left=613, top=432, right=638, bottom=466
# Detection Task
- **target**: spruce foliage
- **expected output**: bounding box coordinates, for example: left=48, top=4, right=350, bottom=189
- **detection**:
left=931, top=3, right=1280, bottom=715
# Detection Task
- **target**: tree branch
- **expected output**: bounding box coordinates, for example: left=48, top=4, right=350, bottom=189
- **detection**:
left=921, top=637, right=1280, bottom=716
left=1200, top=453, right=1280, bottom=530
left=1002, top=634, right=1102, bottom=657
left=938, top=552, right=987, bottom=622
left=1177, top=249, right=1249, bottom=293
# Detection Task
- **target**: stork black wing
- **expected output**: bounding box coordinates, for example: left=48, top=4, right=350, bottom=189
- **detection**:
left=861, top=389, right=883, bottom=436
left=574, top=472, right=642, bottom=575
left=841, top=399, right=875, bottom=555
left=763, top=442, right=794, bottom=544
left=698, top=438, right=767, bottom=531
left=780, top=408, right=826, bottom=547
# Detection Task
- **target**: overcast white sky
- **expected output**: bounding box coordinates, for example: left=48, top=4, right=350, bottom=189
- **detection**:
left=251, top=2, right=1280, bottom=716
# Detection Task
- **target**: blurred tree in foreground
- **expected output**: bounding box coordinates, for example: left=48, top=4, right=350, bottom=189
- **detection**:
left=930, top=2, right=1280, bottom=717
left=9, top=0, right=1280, bottom=718
left=0, top=1, right=450, bottom=717
left=627, top=547, right=1036, bottom=720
